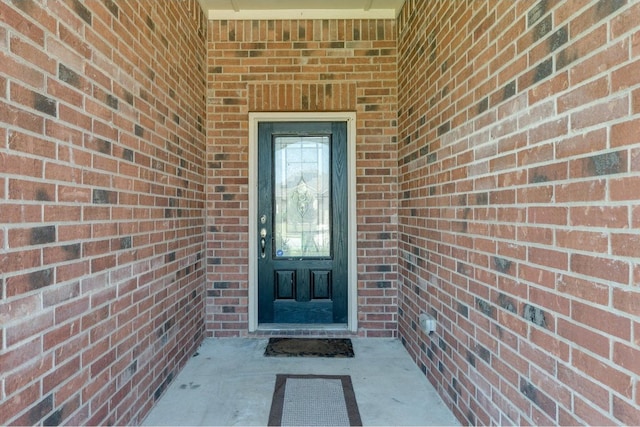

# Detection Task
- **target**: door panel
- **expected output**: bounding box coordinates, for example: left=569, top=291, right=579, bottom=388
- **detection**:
left=258, top=121, right=347, bottom=324
left=275, top=271, right=296, bottom=299
left=311, top=271, right=331, bottom=299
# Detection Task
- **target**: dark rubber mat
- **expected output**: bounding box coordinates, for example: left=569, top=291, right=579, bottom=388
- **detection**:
left=264, top=338, right=355, bottom=358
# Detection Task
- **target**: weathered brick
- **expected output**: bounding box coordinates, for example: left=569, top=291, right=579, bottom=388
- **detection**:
left=556, top=128, right=607, bottom=159
left=26, top=394, right=54, bottom=425
left=574, top=349, right=633, bottom=398
left=92, top=189, right=116, bottom=204
left=520, top=377, right=557, bottom=419
left=612, top=395, right=640, bottom=426
left=612, top=288, right=640, bottom=316
left=1, top=1, right=207, bottom=425
left=527, top=1, right=548, bottom=27
left=612, top=58, right=640, bottom=91
left=556, top=25, right=607, bottom=71
left=6, top=312, right=54, bottom=347
left=396, top=1, right=639, bottom=425
left=571, top=96, right=629, bottom=130
left=29, top=268, right=54, bottom=290
left=533, top=15, right=553, bottom=42
left=612, top=342, right=640, bottom=377
left=10, top=34, right=56, bottom=74
left=30, top=225, right=56, bottom=245
left=557, top=77, right=609, bottom=112
left=573, top=299, right=631, bottom=339
left=0, top=2, right=45, bottom=46
left=570, top=0, right=627, bottom=39
left=558, top=318, right=609, bottom=358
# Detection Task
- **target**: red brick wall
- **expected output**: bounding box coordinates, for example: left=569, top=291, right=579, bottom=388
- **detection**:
left=0, top=1, right=207, bottom=425
left=206, top=19, right=398, bottom=337
left=397, top=0, right=640, bottom=425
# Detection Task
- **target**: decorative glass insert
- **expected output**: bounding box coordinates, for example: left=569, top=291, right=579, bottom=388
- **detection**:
left=273, top=135, right=331, bottom=258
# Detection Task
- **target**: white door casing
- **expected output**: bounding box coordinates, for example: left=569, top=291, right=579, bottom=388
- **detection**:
left=248, top=112, right=357, bottom=332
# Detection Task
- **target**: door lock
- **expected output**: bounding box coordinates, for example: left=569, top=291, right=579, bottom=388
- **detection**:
left=260, top=228, right=267, bottom=258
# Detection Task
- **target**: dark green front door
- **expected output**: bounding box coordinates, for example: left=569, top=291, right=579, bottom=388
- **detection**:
left=258, top=121, right=348, bottom=324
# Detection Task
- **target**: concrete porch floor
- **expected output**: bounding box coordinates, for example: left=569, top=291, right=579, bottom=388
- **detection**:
left=142, top=338, right=460, bottom=426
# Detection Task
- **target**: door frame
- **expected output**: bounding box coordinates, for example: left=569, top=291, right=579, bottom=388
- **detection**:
left=248, top=112, right=357, bottom=332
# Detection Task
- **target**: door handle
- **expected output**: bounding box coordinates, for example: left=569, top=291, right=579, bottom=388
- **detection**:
left=260, top=228, right=267, bottom=258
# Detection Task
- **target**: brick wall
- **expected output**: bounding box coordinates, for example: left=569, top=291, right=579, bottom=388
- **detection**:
left=397, top=0, right=640, bottom=425
left=0, top=1, right=207, bottom=425
left=206, top=19, right=398, bottom=337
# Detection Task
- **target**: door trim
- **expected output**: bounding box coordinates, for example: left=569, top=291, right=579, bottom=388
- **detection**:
left=248, top=112, right=357, bottom=332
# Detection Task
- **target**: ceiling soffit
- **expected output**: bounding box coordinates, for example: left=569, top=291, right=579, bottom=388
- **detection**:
left=198, top=0, right=406, bottom=20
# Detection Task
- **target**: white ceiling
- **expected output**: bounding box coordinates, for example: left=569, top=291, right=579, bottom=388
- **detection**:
left=198, top=0, right=406, bottom=20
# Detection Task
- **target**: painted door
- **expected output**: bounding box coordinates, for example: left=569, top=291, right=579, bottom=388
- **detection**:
left=258, top=121, right=348, bottom=324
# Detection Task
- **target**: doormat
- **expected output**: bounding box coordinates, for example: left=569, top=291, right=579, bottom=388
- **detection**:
left=268, top=374, right=362, bottom=426
left=264, top=338, right=354, bottom=358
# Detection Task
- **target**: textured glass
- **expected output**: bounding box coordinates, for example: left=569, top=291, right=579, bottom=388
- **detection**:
left=273, top=136, right=331, bottom=258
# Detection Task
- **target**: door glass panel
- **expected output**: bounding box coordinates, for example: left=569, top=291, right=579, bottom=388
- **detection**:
left=273, top=135, right=331, bottom=258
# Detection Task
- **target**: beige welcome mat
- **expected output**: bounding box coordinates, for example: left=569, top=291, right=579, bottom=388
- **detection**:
left=268, top=374, right=362, bottom=426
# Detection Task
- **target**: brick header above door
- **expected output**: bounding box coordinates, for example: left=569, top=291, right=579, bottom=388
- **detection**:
left=249, top=82, right=357, bottom=111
